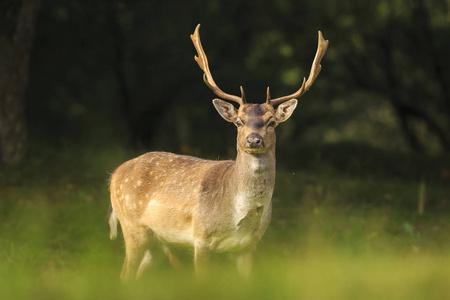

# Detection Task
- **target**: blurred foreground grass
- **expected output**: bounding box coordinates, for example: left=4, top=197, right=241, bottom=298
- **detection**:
left=1, top=144, right=450, bottom=299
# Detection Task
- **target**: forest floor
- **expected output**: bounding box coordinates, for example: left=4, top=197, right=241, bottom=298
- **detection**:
left=1, top=144, right=449, bottom=299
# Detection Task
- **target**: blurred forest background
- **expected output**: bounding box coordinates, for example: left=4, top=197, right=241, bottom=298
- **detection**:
left=0, top=0, right=449, bottom=169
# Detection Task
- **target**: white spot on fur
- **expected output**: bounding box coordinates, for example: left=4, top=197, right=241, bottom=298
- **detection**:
left=137, top=180, right=142, bottom=186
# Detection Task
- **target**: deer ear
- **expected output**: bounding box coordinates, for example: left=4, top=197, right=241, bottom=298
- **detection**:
left=275, top=99, right=298, bottom=123
left=213, top=99, right=238, bottom=122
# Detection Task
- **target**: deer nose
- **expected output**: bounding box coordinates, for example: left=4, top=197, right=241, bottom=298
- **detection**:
left=246, top=133, right=264, bottom=148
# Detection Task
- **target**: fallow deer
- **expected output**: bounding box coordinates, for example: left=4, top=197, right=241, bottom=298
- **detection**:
left=108, top=24, right=328, bottom=280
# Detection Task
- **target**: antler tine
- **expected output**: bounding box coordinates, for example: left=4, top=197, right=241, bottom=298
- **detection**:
left=191, top=24, right=244, bottom=106
left=270, top=31, right=329, bottom=106
left=266, top=86, right=271, bottom=103
left=240, top=86, right=246, bottom=103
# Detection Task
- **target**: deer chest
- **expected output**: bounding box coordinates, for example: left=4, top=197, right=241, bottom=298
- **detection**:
left=210, top=190, right=273, bottom=252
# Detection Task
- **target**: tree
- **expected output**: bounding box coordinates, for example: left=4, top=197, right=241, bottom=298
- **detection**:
left=328, top=0, right=450, bottom=153
left=0, top=0, right=40, bottom=164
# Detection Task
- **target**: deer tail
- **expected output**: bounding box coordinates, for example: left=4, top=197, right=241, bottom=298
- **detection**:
left=107, top=204, right=118, bottom=240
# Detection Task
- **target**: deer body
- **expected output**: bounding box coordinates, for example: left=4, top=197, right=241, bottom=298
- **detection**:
left=110, top=149, right=275, bottom=250
left=108, top=25, right=328, bottom=280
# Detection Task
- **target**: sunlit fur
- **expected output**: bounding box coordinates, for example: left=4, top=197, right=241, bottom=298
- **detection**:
left=108, top=100, right=297, bottom=280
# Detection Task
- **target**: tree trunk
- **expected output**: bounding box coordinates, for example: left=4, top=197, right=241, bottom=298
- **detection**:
left=0, top=0, right=40, bottom=165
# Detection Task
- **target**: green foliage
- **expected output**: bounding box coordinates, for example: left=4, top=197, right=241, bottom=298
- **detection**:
left=1, top=145, right=449, bottom=299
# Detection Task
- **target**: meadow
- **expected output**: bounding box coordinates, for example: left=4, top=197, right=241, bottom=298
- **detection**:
left=1, top=144, right=449, bottom=299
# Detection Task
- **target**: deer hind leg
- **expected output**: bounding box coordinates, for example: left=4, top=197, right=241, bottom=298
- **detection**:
left=136, top=250, right=152, bottom=278
left=120, top=226, right=152, bottom=281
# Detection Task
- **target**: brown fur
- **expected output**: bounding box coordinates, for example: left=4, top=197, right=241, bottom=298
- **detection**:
left=110, top=26, right=327, bottom=280
left=109, top=100, right=297, bottom=280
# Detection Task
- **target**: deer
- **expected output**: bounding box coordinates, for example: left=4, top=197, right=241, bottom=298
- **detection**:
left=107, top=24, right=328, bottom=281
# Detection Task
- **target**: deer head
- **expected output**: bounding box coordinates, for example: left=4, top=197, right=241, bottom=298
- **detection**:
left=108, top=25, right=329, bottom=281
left=191, top=24, right=329, bottom=155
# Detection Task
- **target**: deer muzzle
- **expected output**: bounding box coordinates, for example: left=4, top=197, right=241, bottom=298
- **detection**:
left=245, top=133, right=264, bottom=149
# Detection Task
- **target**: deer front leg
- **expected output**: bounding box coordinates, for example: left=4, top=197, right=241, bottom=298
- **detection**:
left=236, top=249, right=254, bottom=278
left=194, top=243, right=211, bottom=278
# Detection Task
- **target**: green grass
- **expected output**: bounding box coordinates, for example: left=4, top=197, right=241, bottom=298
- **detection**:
left=1, top=144, right=450, bottom=299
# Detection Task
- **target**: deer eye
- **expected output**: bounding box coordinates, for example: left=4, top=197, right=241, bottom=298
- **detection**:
left=236, top=120, right=243, bottom=127
left=268, top=120, right=276, bottom=127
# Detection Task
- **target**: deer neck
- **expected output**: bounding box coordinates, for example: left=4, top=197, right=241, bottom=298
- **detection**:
left=233, top=147, right=276, bottom=185
left=230, top=147, right=276, bottom=225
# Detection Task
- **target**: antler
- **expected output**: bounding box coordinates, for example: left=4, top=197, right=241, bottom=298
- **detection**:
left=268, top=31, right=329, bottom=106
left=191, top=24, right=246, bottom=106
